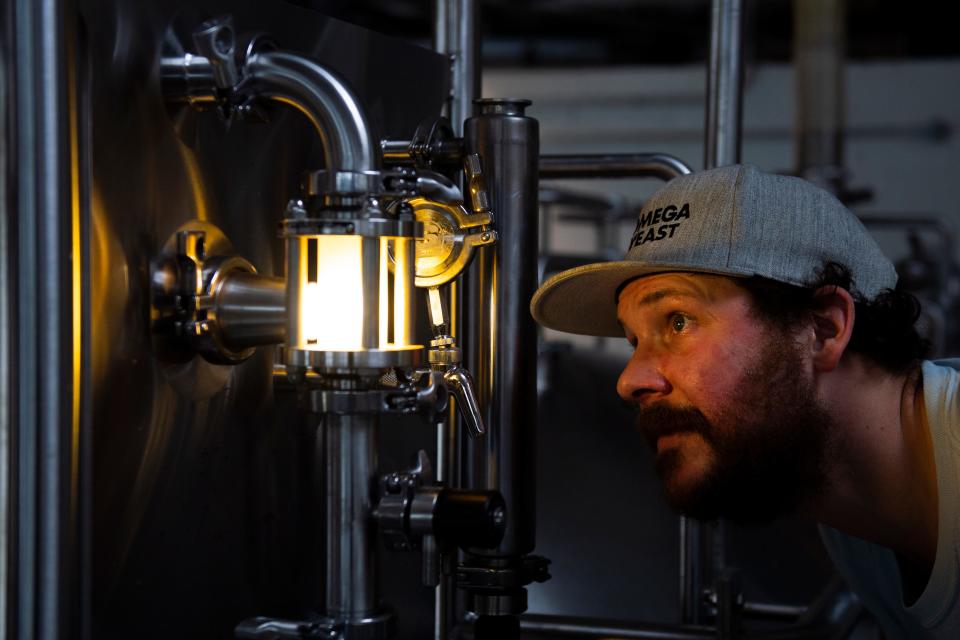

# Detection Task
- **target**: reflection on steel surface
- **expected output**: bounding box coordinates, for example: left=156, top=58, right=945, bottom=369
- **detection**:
left=83, top=1, right=448, bottom=636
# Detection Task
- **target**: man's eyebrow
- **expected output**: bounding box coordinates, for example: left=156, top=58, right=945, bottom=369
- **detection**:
left=633, top=288, right=699, bottom=307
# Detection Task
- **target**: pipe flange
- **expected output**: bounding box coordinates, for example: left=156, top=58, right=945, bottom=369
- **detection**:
left=278, top=217, right=421, bottom=239
left=152, top=220, right=263, bottom=366
left=280, top=346, right=423, bottom=373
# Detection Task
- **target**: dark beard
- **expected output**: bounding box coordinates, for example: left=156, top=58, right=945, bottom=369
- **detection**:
left=635, top=338, right=832, bottom=524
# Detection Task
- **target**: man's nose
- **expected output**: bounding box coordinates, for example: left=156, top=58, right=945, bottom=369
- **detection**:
left=617, top=352, right=671, bottom=404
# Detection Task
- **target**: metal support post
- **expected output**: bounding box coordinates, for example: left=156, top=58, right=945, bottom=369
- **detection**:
left=322, top=412, right=379, bottom=618
left=6, top=0, right=84, bottom=638
left=461, top=98, right=543, bottom=638
left=433, top=0, right=480, bottom=136
left=688, top=0, right=745, bottom=625
left=434, top=3, right=480, bottom=638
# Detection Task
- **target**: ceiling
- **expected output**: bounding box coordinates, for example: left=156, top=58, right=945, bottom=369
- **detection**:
left=286, top=0, right=959, bottom=66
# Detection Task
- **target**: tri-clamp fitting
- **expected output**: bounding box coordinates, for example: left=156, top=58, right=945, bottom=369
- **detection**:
left=373, top=450, right=506, bottom=587
left=152, top=221, right=286, bottom=364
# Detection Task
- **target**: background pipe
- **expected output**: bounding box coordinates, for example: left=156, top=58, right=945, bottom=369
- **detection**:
left=539, top=153, right=693, bottom=181
left=434, top=0, right=480, bottom=137
left=705, top=0, right=744, bottom=170
left=5, top=0, right=83, bottom=638
left=793, top=0, right=846, bottom=192
left=519, top=615, right=716, bottom=640
left=688, top=0, right=745, bottom=625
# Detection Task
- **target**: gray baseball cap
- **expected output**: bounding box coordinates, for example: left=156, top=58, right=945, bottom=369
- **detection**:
left=530, top=164, right=897, bottom=337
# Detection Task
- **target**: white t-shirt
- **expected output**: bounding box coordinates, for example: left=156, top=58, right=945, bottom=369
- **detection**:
left=820, top=359, right=960, bottom=639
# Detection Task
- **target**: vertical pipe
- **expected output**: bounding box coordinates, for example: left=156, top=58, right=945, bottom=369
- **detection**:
left=793, top=0, right=845, bottom=192
left=433, top=0, right=479, bottom=136
left=704, top=0, right=744, bottom=169
left=462, top=99, right=539, bottom=613
left=9, top=0, right=80, bottom=638
left=323, top=412, right=378, bottom=617
left=685, top=0, right=745, bottom=625
left=434, top=2, right=480, bottom=637
left=0, top=6, right=12, bottom=635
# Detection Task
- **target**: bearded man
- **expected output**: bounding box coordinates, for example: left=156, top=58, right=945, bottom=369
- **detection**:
left=530, top=164, right=959, bottom=639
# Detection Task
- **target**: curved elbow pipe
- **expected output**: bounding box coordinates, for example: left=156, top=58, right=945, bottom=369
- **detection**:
left=245, top=50, right=378, bottom=173
left=161, top=48, right=378, bottom=174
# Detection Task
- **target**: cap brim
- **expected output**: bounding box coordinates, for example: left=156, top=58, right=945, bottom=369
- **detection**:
left=531, top=261, right=751, bottom=337
left=529, top=261, right=669, bottom=337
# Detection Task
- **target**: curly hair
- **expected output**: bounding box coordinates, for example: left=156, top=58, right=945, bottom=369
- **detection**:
left=735, top=262, right=930, bottom=375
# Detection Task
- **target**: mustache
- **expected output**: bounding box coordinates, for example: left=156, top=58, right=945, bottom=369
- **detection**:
left=634, top=404, right=714, bottom=449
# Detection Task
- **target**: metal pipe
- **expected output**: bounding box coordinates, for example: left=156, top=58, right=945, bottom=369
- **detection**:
left=794, top=0, right=846, bottom=191
left=417, top=170, right=465, bottom=205
left=434, top=0, right=479, bottom=135
left=692, top=0, right=746, bottom=624
left=158, top=54, right=217, bottom=108
left=519, top=614, right=716, bottom=640
left=704, top=0, right=744, bottom=169
left=382, top=139, right=414, bottom=164
left=678, top=516, right=702, bottom=624
left=323, top=412, right=378, bottom=617
left=246, top=50, right=378, bottom=172
left=7, top=0, right=82, bottom=638
left=213, top=274, right=286, bottom=350
left=0, top=7, right=13, bottom=633
left=434, top=2, right=480, bottom=637
left=463, top=98, right=539, bottom=558
left=161, top=49, right=378, bottom=173
left=460, top=100, right=538, bottom=635
left=539, top=153, right=693, bottom=181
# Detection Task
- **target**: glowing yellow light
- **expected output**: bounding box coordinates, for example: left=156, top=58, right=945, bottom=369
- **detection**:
left=393, top=239, right=411, bottom=346
left=300, top=235, right=364, bottom=350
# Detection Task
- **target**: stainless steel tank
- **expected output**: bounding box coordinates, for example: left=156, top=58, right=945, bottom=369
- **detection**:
left=3, top=1, right=449, bottom=637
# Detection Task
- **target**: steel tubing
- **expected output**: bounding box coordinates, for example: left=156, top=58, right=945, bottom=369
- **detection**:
left=794, top=0, right=846, bottom=190
left=246, top=50, right=378, bottom=172
left=539, top=153, right=693, bottom=181
left=519, top=615, right=716, bottom=640
left=322, top=412, right=378, bottom=618
left=213, top=273, right=286, bottom=350
left=704, top=0, right=744, bottom=169
left=6, top=0, right=83, bottom=638
left=435, top=3, right=481, bottom=637
left=433, top=0, right=479, bottom=135
left=462, top=98, right=539, bottom=560
left=684, top=0, right=746, bottom=625
left=161, top=48, right=379, bottom=173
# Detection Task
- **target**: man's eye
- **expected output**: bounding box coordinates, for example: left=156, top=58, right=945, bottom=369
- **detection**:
left=669, top=313, right=687, bottom=333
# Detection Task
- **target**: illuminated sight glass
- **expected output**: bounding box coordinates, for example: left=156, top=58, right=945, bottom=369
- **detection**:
left=280, top=200, right=424, bottom=372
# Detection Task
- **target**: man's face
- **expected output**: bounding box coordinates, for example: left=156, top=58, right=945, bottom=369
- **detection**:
left=615, top=273, right=832, bottom=523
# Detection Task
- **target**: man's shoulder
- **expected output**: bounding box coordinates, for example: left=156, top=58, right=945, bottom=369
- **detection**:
left=928, top=358, right=960, bottom=371
left=922, top=359, right=960, bottom=402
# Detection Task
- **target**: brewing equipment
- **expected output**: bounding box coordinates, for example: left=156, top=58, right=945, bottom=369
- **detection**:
left=151, top=14, right=515, bottom=638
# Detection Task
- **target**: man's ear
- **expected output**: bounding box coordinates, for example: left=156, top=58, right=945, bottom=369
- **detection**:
left=809, top=286, right=856, bottom=372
